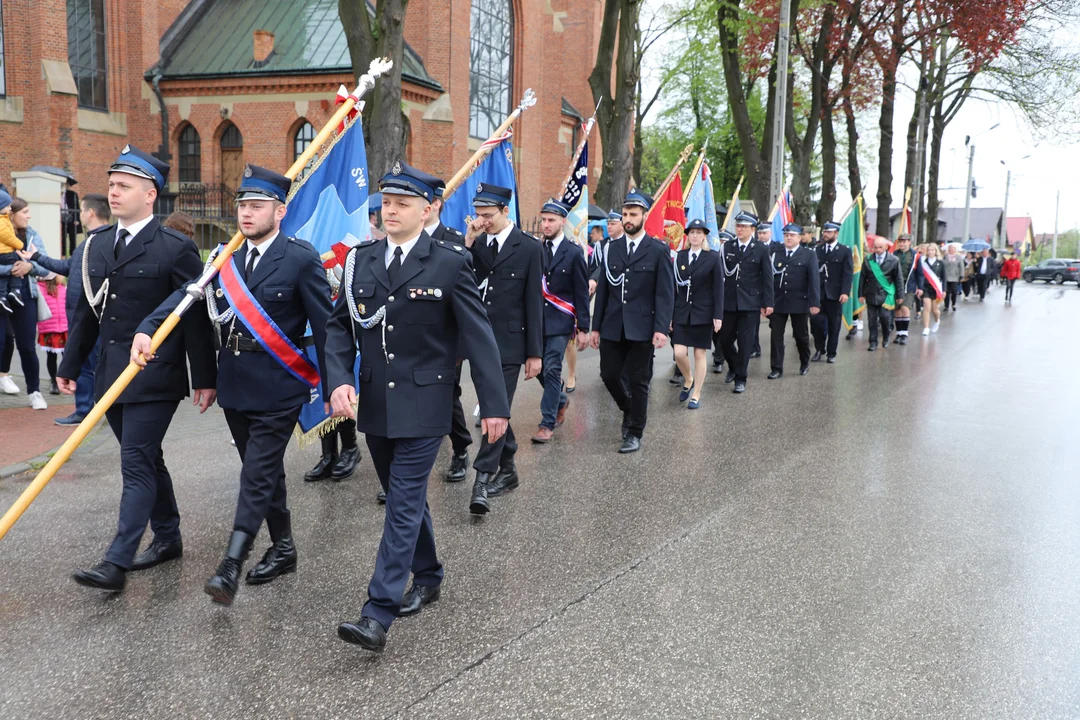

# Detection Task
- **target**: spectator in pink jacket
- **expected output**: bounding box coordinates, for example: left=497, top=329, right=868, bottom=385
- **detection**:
left=37, top=274, right=68, bottom=395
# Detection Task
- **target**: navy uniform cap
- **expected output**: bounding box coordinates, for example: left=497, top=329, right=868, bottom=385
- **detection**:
left=379, top=160, right=439, bottom=202
left=109, top=144, right=169, bottom=190
left=237, top=164, right=291, bottom=203
left=783, top=223, right=803, bottom=235
left=685, top=219, right=710, bottom=234
left=473, top=182, right=513, bottom=207
left=541, top=199, right=570, bottom=218
left=756, top=221, right=772, bottom=231
left=822, top=221, right=841, bottom=232
left=735, top=211, right=759, bottom=226
left=717, top=230, right=736, bottom=242
left=607, top=209, right=623, bottom=221
left=623, top=189, right=653, bottom=211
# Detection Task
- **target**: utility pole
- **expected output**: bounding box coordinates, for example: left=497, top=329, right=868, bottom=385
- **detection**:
left=1052, top=190, right=1060, bottom=258
left=962, top=142, right=975, bottom=244
left=911, top=78, right=929, bottom=243
left=769, top=0, right=792, bottom=206
left=1000, top=170, right=1010, bottom=251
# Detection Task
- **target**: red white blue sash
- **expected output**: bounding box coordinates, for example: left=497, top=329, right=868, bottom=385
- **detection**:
left=541, top=276, right=576, bottom=320
left=917, top=253, right=944, bottom=298
left=218, top=256, right=320, bottom=388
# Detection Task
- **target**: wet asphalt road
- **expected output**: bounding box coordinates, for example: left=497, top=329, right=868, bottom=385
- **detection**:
left=0, top=281, right=1077, bottom=719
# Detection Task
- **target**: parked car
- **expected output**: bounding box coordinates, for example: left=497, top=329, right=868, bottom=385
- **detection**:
left=1021, top=258, right=1080, bottom=284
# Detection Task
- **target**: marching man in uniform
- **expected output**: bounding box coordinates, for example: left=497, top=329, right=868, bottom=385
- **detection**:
left=718, top=212, right=774, bottom=394
left=810, top=220, right=853, bottom=364
left=132, top=165, right=333, bottom=606
left=767, top=223, right=820, bottom=379
left=531, top=199, right=590, bottom=444
left=326, top=161, right=509, bottom=653
left=58, top=145, right=217, bottom=592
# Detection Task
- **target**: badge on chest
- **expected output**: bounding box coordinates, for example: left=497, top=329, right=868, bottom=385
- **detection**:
left=409, top=287, right=443, bottom=300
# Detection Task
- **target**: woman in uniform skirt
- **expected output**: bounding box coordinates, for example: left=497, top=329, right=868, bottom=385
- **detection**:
left=916, top=243, right=946, bottom=336
left=672, top=219, right=724, bottom=409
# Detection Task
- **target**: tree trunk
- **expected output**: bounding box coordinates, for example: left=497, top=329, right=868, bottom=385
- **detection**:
left=817, top=106, right=837, bottom=224
left=590, top=0, right=639, bottom=211
left=925, top=101, right=946, bottom=246
left=842, top=97, right=862, bottom=202
left=874, top=67, right=898, bottom=237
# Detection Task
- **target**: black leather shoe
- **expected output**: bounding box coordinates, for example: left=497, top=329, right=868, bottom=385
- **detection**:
left=724, top=371, right=736, bottom=384
left=486, top=464, right=519, bottom=497
left=331, top=446, right=360, bottom=481
left=750, top=351, right=761, bottom=358
left=847, top=328, right=858, bottom=340
left=376, top=489, right=387, bottom=505
left=72, top=561, right=126, bottom=592
left=469, top=473, right=491, bottom=515
left=799, top=364, right=809, bottom=376
left=445, top=450, right=469, bottom=482
left=827, top=355, right=837, bottom=364
left=811, top=351, right=824, bottom=362
left=897, top=335, right=907, bottom=345
left=49, top=379, right=60, bottom=395
left=733, top=381, right=746, bottom=394
left=712, top=360, right=723, bottom=374
left=130, top=539, right=183, bottom=571
left=883, top=338, right=891, bottom=348
left=474, top=416, right=482, bottom=428
left=618, top=435, right=641, bottom=453
left=337, top=617, right=387, bottom=652
left=399, top=583, right=441, bottom=617
left=669, top=369, right=684, bottom=385
left=621, top=413, right=631, bottom=440
left=868, top=343, right=877, bottom=351
left=245, top=536, right=297, bottom=585
left=204, top=531, right=253, bottom=606
left=768, top=370, right=782, bottom=380
left=305, top=432, right=338, bottom=482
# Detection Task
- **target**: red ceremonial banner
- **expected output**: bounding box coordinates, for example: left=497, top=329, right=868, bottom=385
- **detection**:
left=645, top=174, right=686, bottom=247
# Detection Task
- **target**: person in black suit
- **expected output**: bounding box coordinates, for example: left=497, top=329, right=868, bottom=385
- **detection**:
left=132, top=165, right=333, bottom=606
left=672, top=219, right=723, bottom=409
left=768, top=224, right=820, bottom=379
left=718, top=212, right=775, bottom=394
left=590, top=189, right=675, bottom=454
left=461, top=182, right=544, bottom=513
left=326, top=161, right=510, bottom=653
left=858, top=236, right=904, bottom=350
left=63, top=180, right=81, bottom=257
left=748, top=220, right=778, bottom=359
left=974, top=248, right=994, bottom=301
left=810, top=220, right=854, bottom=363
left=57, top=145, right=217, bottom=592
left=531, top=200, right=590, bottom=443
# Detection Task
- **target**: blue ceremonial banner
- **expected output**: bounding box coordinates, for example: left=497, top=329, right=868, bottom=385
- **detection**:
left=771, top=189, right=794, bottom=245
left=685, top=161, right=720, bottom=250
left=442, top=137, right=520, bottom=234
left=561, top=140, right=589, bottom=246
left=280, top=115, right=370, bottom=433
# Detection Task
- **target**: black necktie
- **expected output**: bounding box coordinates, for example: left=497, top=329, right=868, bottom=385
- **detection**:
left=113, top=229, right=129, bottom=261
left=388, top=246, right=403, bottom=284
left=787, top=250, right=794, bottom=259
left=628, top=241, right=637, bottom=256
left=546, top=241, right=554, bottom=265
left=689, top=252, right=698, bottom=266
left=245, top=247, right=260, bottom=281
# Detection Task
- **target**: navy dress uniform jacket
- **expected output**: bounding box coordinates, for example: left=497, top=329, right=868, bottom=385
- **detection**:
left=324, top=232, right=510, bottom=439
left=138, top=236, right=332, bottom=413
left=592, top=235, right=675, bottom=342
left=468, top=225, right=545, bottom=364
left=542, top=237, right=591, bottom=336
left=722, top=239, right=776, bottom=312
left=58, top=219, right=217, bottom=402
left=771, top=245, right=821, bottom=314
left=815, top=242, right=854, bottom=301
left=672, top=249, right=724, bottom=325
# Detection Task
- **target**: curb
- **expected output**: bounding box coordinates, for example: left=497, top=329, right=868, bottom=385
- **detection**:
left=0, top=419, right=108, bottom=481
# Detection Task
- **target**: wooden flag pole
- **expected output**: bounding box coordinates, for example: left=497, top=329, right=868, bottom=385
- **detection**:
left=0, top=59, right=395, bottom=542
left=720, top=175, right=745, bottom=231
left=681, top=139, right=710, bottom=205
left=443, top=89, right=538, bottom=201
left=557, top=97, right=601, bottom=201
left=838, top=193, right=863, bottom=224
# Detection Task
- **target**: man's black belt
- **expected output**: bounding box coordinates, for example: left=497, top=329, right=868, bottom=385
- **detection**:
left=225, top=332, right=315, bottom=354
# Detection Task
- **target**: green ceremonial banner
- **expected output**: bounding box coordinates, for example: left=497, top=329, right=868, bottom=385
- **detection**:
left=841, top=196, right=866, bottom=329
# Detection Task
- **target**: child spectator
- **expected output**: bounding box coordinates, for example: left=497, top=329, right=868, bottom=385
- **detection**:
left=0, top=189, right=25, bottom=313
left=37, top=274, right=68, bottom=395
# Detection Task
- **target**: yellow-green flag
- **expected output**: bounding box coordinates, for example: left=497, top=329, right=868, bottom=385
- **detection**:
left=841, top=197, right=866, bottom=329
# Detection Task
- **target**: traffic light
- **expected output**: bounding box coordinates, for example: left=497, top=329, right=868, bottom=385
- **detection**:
left=972, top=179, right=977, bottom=198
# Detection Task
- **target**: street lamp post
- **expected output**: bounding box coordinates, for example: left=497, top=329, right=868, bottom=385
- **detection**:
left=961, top=123, right=999, bottom=244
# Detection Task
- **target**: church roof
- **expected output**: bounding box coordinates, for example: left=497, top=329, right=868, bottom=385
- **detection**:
left=158, top=0, right=442, bottom=91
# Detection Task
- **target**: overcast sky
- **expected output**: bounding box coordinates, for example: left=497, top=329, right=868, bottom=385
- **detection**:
left=639, top=3, right=1080, bottom=235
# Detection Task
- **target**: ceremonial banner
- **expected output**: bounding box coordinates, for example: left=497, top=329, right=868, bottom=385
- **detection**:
left=645, top=173, right=686, bottom=248
left=561, top=139, right=589, bottom=248
left=280, top=113, right=371, bottom=433
left=442, top=138, right=520, bottom=234
left=684, top=161, right=720, bottom=250
left=770, top=189, right=794, bottom=244
left=841, top=197, right=866, bottom=329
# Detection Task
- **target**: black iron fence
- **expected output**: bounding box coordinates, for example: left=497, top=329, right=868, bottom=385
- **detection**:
left=153, top=183, right=238, bottom=253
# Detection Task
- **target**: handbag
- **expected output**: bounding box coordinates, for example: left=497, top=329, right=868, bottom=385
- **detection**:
left=36, top=290, right=52, bottom=322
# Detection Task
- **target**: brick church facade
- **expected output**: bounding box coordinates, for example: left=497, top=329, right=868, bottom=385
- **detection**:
left=0, top=0, right=602, bottom=242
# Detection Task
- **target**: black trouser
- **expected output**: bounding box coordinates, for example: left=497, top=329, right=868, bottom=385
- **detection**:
left=865, top=304, right=893, bottom=344
left=599, top=336, right=653, bottom=438
left=473, top=364, right=519, bottom=473
left=449, top=361, right=472, bottom=455
left=944, top=281, right=960, bottom=310
left=224, top=406, right=302, bottom=538
left=0, top=283, right=39, bottom=393
left=751, top=322, right=761, bottom=355
left=977, top=275, right=990, bottom=300
left=1004, top=278, right=1016, bottom=301
left=719, top=310, right=758, bottom=382
left=810, top=298, right=843, bottom=358
left=770, top=312, right=810, bottom=372
left=962, top=279, right=972, bottom=297
left=103, top=400, right=182, bottom=569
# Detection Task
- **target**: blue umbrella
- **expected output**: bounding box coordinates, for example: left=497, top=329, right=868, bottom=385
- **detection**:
left=962, top=239, right=991, bottom=252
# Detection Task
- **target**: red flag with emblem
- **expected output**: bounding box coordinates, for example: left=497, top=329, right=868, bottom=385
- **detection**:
left=644, top=174, right=686, bottom=248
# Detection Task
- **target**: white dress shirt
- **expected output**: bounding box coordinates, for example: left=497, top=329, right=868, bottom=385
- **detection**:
left=424, top=220, right=441, bottom=237
left=244, top=232, right=279, bottom=273
left=115, top=214, right=155, bottom=249
left=386, top=233, right=421, bottom=268
left=626, top=230, right=645, bottom=255
left=548, top=232, right=565, bottom=256
left=488, top=223, right=515, bottom=253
